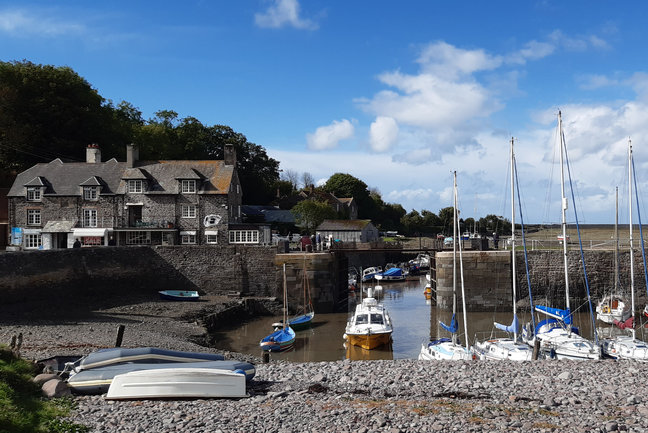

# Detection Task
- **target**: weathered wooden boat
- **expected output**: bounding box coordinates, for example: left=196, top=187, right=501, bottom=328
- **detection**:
left=106, top=367, right=247, bottom=399
left=158, top=290, right=200, bottom=301
left=75, top=347, right=224, bottom=371
left=67, top=360, right=256, bottom=395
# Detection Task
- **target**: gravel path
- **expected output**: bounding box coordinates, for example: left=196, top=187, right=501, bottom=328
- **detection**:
left=2, top=298, right=647, bottom=432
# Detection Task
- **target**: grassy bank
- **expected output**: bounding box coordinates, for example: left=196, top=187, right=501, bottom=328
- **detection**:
left=0, top=347, right=87, bottom=433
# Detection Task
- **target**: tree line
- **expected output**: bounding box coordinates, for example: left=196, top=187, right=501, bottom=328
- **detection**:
left=0, top=60, right=511, bottom=236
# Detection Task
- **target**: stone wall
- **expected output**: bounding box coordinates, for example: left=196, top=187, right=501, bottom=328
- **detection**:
left=0, top=245, right=278, bottom=306
left=435, top=249, right=648, bottom=311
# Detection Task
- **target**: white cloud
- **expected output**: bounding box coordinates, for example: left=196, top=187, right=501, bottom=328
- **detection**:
left=506, top=40, right=555, bottom=64
left=0, top=8, right=85, bottom=36
left=416, top=41, right=502, bottom=79
left=306, top=119, right=354, bottom=150
left=369, top=116, right=399, bottom=152
left=255, top=0, right=318, bottom=30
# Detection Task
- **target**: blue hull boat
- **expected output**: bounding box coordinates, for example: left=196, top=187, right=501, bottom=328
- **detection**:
left=260, top=326, right=295, bottom=352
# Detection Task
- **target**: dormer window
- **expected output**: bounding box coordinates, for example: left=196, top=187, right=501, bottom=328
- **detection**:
left=27, top=187, right=42, bottom=202
left=83, top=186, right=99, bottom=200
left=181, top=180, right=196, bottom=194
left=128, top=180, right=143, bottom=193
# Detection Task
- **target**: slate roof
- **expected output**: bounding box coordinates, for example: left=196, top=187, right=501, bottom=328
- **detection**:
left=9, top=159, right=125, bottom=196
left=8, top=159, right=235, bottom=197
left=317, top=219, right=374, bottom=231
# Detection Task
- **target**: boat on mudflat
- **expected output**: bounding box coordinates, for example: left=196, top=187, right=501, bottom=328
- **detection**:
left=343, top=287, right=393, bottom=350
left=76, top=347, right=224, bottom=371
left=158, top=290, right=200, bottom=301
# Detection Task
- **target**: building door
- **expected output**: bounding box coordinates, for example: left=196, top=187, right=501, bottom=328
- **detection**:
left=57, top=233, right=68, bottom=249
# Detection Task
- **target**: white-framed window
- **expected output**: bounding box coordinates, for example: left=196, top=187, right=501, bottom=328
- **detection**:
left=181, top=234, right=196, bottom=244
left=27, top=187, right=42, bottom=202
left=83, top=186, right=98, bottom=200
left=229, top=230, right=259, bottom=244
left=24, top=233, right=42, bottom=249
left=27, top=209, right=41, bottom=225
left=206, top=232, right=218, bottom=244
left=182, top=205, right=197, bottom=218
left=181, top=180, right=196, bottom=194
left=83, top=209, right=97, bottom=227
left=126, top=231, right=151, bottom=245
left=128, top=180, right=143, bottom=193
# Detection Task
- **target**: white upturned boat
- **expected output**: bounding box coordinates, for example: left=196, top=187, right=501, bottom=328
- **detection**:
left=106, top=367, right=247, bottom=399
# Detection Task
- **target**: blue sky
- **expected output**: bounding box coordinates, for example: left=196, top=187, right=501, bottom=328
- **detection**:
left=3, top=1, right=648, bottom=224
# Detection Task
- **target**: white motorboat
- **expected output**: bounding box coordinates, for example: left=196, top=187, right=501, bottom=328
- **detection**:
left=361, top=266, right=383, bottom=282
left=106, top=367, right=247, bottom=399
left=344, top=287, right=393, bottom=350
left=596, top=294, right=631, bottom=325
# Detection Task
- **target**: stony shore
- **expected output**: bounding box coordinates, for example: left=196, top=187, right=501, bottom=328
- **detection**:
left=2, top=297, right=648, bottom=432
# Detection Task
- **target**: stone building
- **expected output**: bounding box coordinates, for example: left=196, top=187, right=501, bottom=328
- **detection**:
left=316, top=219, right=379, bottom=245
left=6, top=143, right=254, bottom=249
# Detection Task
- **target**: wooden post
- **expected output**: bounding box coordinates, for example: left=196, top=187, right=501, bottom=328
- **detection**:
left=532, top=339, right=540, bottom=360
left=115, top=325, right=125, bottom=347
left=263, top=352, right=270, bottom=363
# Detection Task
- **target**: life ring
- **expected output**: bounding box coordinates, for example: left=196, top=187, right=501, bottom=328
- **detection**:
left=203, top=214, right=222, bottom=227
left=602, top=305, right=610, bottom=314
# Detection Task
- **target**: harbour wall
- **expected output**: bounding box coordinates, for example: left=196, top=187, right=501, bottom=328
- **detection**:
left=436, top=249, right=645, bottom=311
left=0, top=246, right=347, bottom=313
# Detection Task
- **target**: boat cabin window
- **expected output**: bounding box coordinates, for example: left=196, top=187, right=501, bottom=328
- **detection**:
left=355, top=314, right=368, bottom=325
left=370, top=313, right=383, bottom=324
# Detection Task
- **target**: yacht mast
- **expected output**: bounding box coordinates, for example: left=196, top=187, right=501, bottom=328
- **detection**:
left=629, top=139, right=636, bottom=340
left=510, top=137, right=518, bottom=342
left=558, top=111, right=571, bottom=314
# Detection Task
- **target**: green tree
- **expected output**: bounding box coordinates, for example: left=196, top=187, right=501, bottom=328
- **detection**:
left=290, top=200, right=337, bottom=234
left=0, top=60, right=125, bottom=171
left=438, top=206, right=455, bottom=235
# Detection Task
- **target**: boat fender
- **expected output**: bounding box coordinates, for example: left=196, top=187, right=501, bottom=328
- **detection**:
left=549, top=348, right=556, bottom=359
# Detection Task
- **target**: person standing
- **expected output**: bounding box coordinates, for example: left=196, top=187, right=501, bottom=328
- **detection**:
left=316, top=233, right=321, bottom=251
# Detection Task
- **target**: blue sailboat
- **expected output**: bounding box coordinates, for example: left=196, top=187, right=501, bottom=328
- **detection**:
left=260, top=263, right=295, bottom=352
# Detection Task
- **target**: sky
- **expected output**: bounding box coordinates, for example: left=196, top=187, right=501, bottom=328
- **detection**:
left=3, top=1, right=648, bottom=224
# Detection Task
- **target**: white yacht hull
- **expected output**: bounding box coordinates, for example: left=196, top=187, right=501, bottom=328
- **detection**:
left=419, top=341, right=473, bottom=361
left=472, top=338, right=532, bottom=361
left=536, top=328, right=601, bottom=360
left=601, top=335, right=648, bottom=362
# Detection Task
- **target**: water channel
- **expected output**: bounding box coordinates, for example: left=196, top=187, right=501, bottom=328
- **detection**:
left=216, top=276, right=626, bottom=362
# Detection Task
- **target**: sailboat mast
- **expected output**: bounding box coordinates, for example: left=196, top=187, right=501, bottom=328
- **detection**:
left=629, top=139, right=636, bottom=340
left=615, top=186, right=619, bottom=292
left=558, top=111, right=571, bottom=312
left=456, top=175, right=470, bottom=351
left=452, top=171, right=458, bottom=346
left=283, top=263, right=288, bottom=330
left=510, top=137, right=518, bottom=342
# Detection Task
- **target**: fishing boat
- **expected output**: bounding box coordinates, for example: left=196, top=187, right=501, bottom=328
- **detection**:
left=158, top=290, right=200, bottom=301
left=106, top=367, right=247, bottom=399
left=419, top=171, right=473, bottom=361
left=343, top=287, right=393, bottom=350
left=600, top=139, right=648, bottom=362
left=260, top=264, right=296, bottom=352
left=75, top=347, right=224, bottom=371
left=529, top=111, right=600, bottom=360
left=472, top=138, right=532, bottom=361
left=596, top=187, right=632, bottom=324
left=68, top=359, right=256, bottom=395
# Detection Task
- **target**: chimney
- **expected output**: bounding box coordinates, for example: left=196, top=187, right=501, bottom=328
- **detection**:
left=224, top=144, right=236, bottom=166
left=126, top=144, right=139, bottom=168
left=86, top=144, right=101, bottom=163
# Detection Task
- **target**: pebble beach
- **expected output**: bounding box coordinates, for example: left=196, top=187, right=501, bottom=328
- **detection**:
left=2, top=298, right=648, bottom=432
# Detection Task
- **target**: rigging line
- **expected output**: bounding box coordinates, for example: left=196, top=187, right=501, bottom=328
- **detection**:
left=515, top=157, right=536, bottom=334
left=631, top=156, right=648, bottom=299
left=542, top=123, right=560, bottom=226
left=563, top=136, right=599, bottom=345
